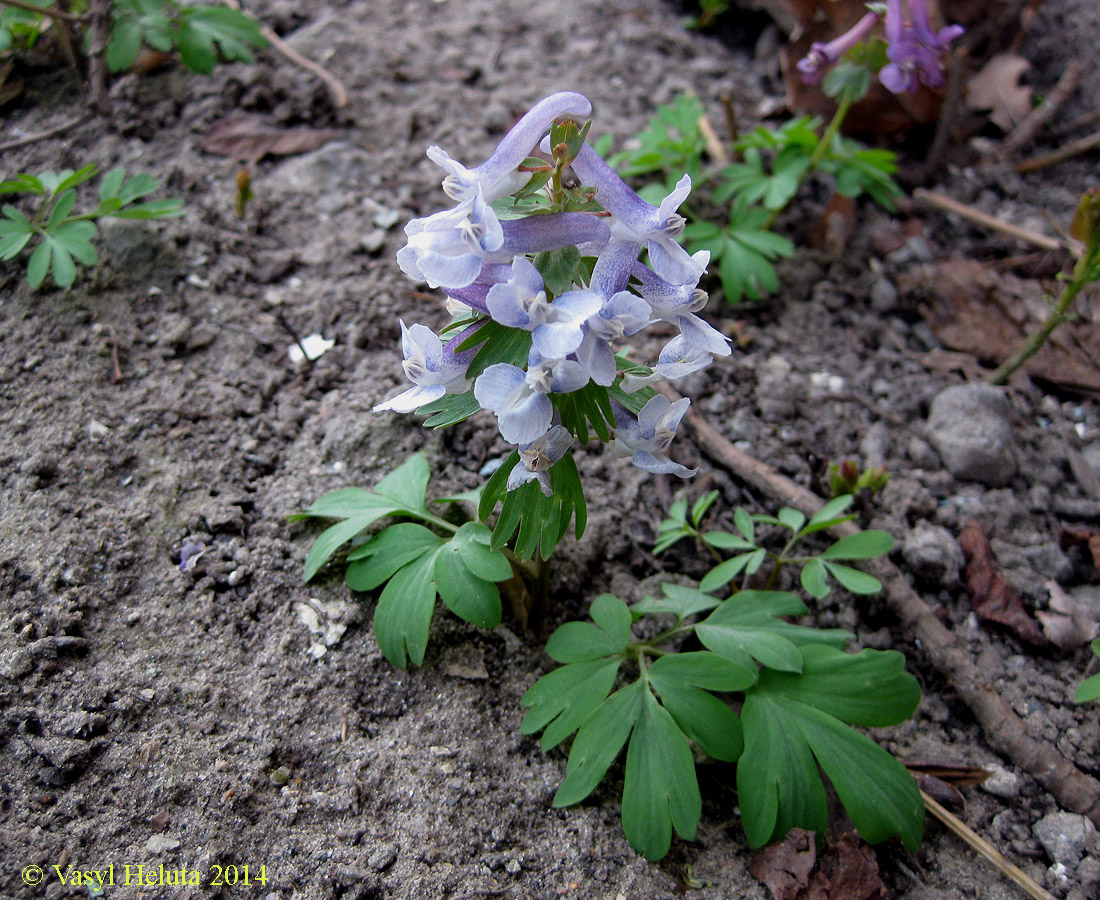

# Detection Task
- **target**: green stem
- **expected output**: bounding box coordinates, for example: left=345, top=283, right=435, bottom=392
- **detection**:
left=988, top=250, right=1096, bottom=384
left=764, top=87, right=854, bottom=229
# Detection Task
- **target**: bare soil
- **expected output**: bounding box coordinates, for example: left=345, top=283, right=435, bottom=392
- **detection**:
left=2, top=2, right=1099, bottom=899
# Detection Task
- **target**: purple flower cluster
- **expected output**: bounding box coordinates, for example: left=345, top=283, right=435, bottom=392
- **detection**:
left=376, top=92, right=730, bottom=493
left=796, top=0, right=963, bottom=95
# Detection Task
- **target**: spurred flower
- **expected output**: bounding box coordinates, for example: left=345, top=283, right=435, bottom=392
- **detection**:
left=879, top=0, right=964, bottom=93
left=797, top=10, right=881, bottom=85
left=374, top=321, right=475, bottom=413
left=507, top=425, right=573, bottom=496
left=612, top=395, right=697, bottom=478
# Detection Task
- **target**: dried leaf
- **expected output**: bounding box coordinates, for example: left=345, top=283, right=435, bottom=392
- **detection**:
left=751, top=828, right=817, bottom=900
left=1036, top=580, right=1099, bottom=650
left=958, top=519, right=1046, bottom=646
left=806, top=832, right=887, bottom=900
left=752, top=831, right=887, bottom=900
left=1059, top=525, right=1100, bottom=567
left=199, top=115, right=343, bottom=162
left=814, top=193, right=856, bottom=256
left=905, top=258, right=1100, bottom=394
left=967, top=54, right=1032, bottom=132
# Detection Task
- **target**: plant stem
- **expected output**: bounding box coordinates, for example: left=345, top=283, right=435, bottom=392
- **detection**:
left=1, top=0, right=83, bottom=21
left=763, top=88, right=853, bottom=229
left=987, top=249, right=1096, bottom=385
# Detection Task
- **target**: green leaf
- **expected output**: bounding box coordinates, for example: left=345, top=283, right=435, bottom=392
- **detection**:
left=738, top=644, right=923, bottom=850
left=0, top=231, right=31, bottom=260
left=110, top=199, right=184, bottom=219
left=820, top=530, right=894, bottom=560
left=802, top=495, right=854, bottom=532
left=554, top=680, right=645, bottom=806
left=53, top=165, right=97, bottom=196
left=177, top=7, right=267, bottom=74
left=631, top=583, right=721, bottom=621
left=433, top=541, right=501, bottom=628
left=648, top=650, right=757, bottom=692
left=478, top=451, right=519, bottom=522
left=1076, top=672, right=1100, bottom=704
left=648, top=659, right=747, bottom=762
left=298, top=487, right=400, bottom=520
left=800, top=558, right=829, bottom=599
left=100, top=166, right=126, bottom=202
left=372, top=453, right=431, bottom=511
left=703, top=530, right=756, bottom=551
left=460, top=319, right=532, bottom=379
left=696, top=590, right=851, bottom=672
left=533, top=245, right=582, bottom=296
left=698, top=549, right=766, bottom=592
left=734, top=507, right=755, bottom=543
left=304, top=513, right=395, bottom=582
left=372, top=550, right=440, bottom=668
left=546, top=606, right=630, bottom=663
left=521, top=657, right=622, bottom=750
left=47, top=189, right=77, bottom=229
left=778, top=507, right=806, bottom=533
left=589, top=593, right=632, bottom=648
left=50, top=221, right=97, bottom=266
left=417, top=390, right=481, bottom=428
left=27, top=241, right=50, bottom=288
left=823, top=561, right=882, bottom=595
left=45, top=237, right=75, bottom=287
left=622, top=691, right=701, bottom=860
left=452, top=522, right=512, bottom=582
left=0, top=174, right=45, bottom=195
left=690, top=489, right=718, bottom=527
left=344, top=523, right=443, bottom=589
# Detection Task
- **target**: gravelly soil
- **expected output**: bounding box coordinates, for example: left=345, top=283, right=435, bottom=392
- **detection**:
left=2, top=1, right=1100, bottom=898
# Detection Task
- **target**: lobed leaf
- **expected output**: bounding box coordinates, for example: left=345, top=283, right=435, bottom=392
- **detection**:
left=372, top=551, right=439, bottom=668
left=521, top=657, right=622, bottom=750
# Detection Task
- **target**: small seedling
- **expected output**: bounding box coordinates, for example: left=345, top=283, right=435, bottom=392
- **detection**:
left=0, top=164, right=183, bottom=288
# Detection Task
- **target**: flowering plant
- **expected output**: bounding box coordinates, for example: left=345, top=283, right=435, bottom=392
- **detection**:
left=376, top=91, right=729, bottom=552
left=298, top=93, right=731, bottom=663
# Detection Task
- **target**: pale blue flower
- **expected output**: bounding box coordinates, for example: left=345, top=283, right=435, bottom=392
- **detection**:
left=474, top=363, right=553, bottom=445
left=507, top=425, right=573, bottom=496
left=612, top=395, right=696, bottom=478
left=397, top=193, right=508, bottom=290
left=427, top=92, right=592, bottom=204
left=562, top=142, right=705, bottom=286
left=620, top=335, right=714, bottom=393
left=632, top=261, right=730, bottom=358
left=374, top=321, right=475, bottom=413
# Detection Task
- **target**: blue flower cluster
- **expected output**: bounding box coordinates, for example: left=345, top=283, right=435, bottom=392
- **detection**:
left=376, top=92, right=732, bottom=492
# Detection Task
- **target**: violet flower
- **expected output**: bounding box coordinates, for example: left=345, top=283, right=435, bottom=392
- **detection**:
left=373, top=321, right=475, bottom=413
left=880, top=0, right=964, bottom=93
left=507, top=425, right=573, bottom=496
left=797, top=10, right=881, bottom=85
left=611, top=395, right=697, bottom=478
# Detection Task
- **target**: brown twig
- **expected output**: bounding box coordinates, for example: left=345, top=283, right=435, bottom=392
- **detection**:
left=1050, top=106, right=1100, bottom=139
left=913, top=188, right=1082, bottom=259
left=219, top=0, right=348, bottom=108
left=660, top=386, right=1100, bottom=828
left=922, top=46, right=969, bottom=181
left=921, top=791, right=1056, bottom=900
left=1002, top=60, right=1083, bottom=158
left=1015, top=128, right=1100, bottom=174
left=0, top=113, right=90, bottom=152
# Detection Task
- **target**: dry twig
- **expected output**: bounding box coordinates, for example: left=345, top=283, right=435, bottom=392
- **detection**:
left=921, top=790, right=1056, bottom=900
left=1002, top=60, right=1083, bottom=158
left=220, top=0, right=348, bottom=108
left=914, top=188, right=1082, bottom=259
left=1016, top=129, right=1100, bottom=174
left=0, top=114, right=90, bottom=152
left=661, top=387, right=1100, bottom=828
